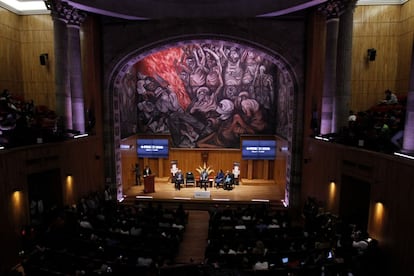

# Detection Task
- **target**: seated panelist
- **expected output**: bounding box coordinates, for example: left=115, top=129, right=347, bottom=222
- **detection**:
left=175, top=170, right=184, bottom=190
left=215, top=169, right=224, bottom=187
left=223, top=170, right=234, bottom=190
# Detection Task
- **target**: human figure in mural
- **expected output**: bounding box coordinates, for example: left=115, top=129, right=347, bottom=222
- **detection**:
left=197, top=99, right=254, bottom=148
left=136, top=75, right=169, bottom=133
left=190, top=44, right=208, bottom=88
left=223, top=85, right=239, bottom=102
left=175, top=63, right=192, bottom=98
left=241, top=49, right=262, bottom=93
left=276, top=71, right=290, bottom=137
left=137, top=100, right=158, bottom=133
left=153, top=77, right=183, bottom=114
left=221, top=45, right=243, bottom=87
left=189, top=65, right=223, bottom=125
left=253, top=65, right=273, bottom=110
left=129, top=42, right=283, bottom=147
left=234, top=91, right=250, bottom=112
left=168, top=111, right=208, bottom=148
left=120, top=71, right=137, bottom=134
left=204, top=47, right=223, bottom=93
left=175, top=44, right=208, bottom=100
left=240, top=96, right=267, bottom=132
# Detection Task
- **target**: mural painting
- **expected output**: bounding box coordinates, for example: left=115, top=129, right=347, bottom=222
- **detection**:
left=118, top=41, right=292, bottom=148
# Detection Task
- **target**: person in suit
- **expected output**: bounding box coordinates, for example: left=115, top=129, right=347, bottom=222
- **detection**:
left=143, top=165, right=152, bottom=177
left=223, top=170, right=234, bottom=190
left=214, top=169, right=224, bottom=188
left=200, top=169, right=209, bottom=191
left=175, top=169, right=184, bottom=190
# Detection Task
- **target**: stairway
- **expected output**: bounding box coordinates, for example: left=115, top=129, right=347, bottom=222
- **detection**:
left=175, top=210, right=210, bottom=264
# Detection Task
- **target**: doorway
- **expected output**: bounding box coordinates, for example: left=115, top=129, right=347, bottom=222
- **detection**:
left=339, top=175, right=371, bottom=232
left=27, top=169, right=62, bottom=224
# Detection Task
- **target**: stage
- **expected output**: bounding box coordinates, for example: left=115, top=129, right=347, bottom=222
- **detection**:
left=121, top=177, right=286, bottom=209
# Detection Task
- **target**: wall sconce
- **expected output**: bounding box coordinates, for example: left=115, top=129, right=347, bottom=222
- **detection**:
left=39, top=53, right=49, bottom=66
left=120, top=144, right=133, bottom=149
left=367, top=48, right=376, bottom=61
left=304, top=158, right=311, bottom=164
left=12, top=188, right=22, bottom=193
left=279, top=146, right=289, bottom=152
left=73, top=133, right=88, bottom=139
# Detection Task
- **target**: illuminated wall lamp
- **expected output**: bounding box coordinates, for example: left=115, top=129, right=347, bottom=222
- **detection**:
left=394, top=152, right=414, bottom=160
left=0, top=145, right=4, bottom=150
left=73, top=133, right=89, bottom=139
left=120, top=144, right=133, bottom=149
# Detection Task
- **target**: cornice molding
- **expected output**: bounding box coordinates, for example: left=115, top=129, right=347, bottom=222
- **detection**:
left=357, top=0, right=408, bottom=5
left=0, top=0, right=409, bottom=16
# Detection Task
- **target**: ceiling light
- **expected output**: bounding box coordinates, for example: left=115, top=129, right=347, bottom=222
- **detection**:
left=0, top=0, right=49, bottom=15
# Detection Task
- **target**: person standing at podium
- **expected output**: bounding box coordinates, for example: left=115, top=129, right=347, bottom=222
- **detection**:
left=143, top=165, right=152, bottom=177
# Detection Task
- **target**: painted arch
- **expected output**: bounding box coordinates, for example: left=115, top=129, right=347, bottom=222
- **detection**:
left=112, top=39, right=295, bottom=149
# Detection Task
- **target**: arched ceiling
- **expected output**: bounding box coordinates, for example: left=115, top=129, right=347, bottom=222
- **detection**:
left=0, top=0, right=407, bottom=17
left=67, top=0, right=327, bottom=19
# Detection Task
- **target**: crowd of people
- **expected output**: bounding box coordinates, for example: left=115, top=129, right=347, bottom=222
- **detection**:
left=17, top=190, right=189, bottom=275
left=0, top=89, right=65, bottom=148
left=204, top=199, right=379, bottom=275
left=8, top=189, right=382, bottom=276
left=325, top=89, right=407, bottom=154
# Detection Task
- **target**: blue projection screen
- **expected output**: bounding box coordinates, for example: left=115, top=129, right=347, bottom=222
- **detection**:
left=137, top=139, right=169, bottom=158
left=242, top=140, right=276, bottom=160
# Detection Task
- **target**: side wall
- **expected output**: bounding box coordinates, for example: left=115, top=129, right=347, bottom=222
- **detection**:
left=351, top=2, right=414, bottom=112
left=0, top=138, right=105, bottom=273
left=301, top=138, right=414, bottom=276
left=0, top=7, right=55, bottom=107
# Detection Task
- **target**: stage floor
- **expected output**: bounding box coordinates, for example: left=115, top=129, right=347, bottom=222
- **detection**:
left=122, top=177, right=285, bottom=208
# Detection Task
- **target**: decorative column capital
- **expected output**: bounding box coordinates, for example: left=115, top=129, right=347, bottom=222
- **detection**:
left=317, top=0, right=356, bottom=20
left=44, top=0, right=87, bottom=26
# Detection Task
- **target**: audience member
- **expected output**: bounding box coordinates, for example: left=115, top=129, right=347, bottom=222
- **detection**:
left=381, top=89, right=398, bottom=105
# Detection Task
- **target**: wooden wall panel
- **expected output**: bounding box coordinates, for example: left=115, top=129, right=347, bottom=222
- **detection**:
left=120, top=135, right=287, bottom=189
left=81, top=15, right=103, bottom=137
left=351, top=3, right=413, bottom=112
left=0, top=7, right=23, bottom=96
left=397, top=1, right=414, bottom=94
left=0, top=9, right=54, bottom=107
left=20, top=15, right=55, bottom=107
left=0, top=138, right=105, bottom=272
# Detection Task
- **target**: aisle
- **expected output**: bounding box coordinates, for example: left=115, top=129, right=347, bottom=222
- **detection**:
left=175, top=210, right=210, bottom=264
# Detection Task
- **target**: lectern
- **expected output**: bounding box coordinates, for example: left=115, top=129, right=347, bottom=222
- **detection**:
left=143, top=175, right=155, bottom=193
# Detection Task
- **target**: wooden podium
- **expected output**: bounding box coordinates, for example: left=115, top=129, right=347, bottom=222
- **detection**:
left=143, top=175, right=155, bottom=193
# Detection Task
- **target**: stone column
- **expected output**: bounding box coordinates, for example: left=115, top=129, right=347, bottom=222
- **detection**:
left=402, top=46, right=414, bottom=154
left=318, top=1, right=341, bottom=135
left=67, top=9, right=87, bottom=133
left=334, top=1, right=357, bottom=133
left=45, top=0, right=72, bottom=131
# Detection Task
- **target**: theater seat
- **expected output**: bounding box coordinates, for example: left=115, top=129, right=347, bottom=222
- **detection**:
left=185, top=172, right=195, bottom=187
